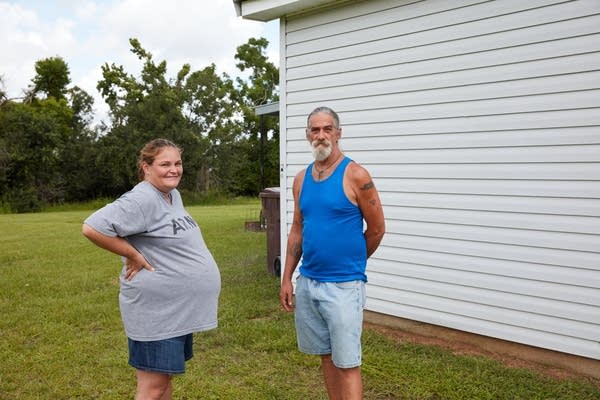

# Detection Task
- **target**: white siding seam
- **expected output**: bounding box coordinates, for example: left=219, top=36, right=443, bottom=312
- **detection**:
left=286, top=69, right=600, bottom=101
left=286, top=0, right=580, bottom=45
left=285, top=126, right=600, bottom=143
left=374, top=243, right=600, bottom=272
left=286, top=0, right=488, bottom=35
left=367, top=298, right=600, bottom=359
left=285, top=89, right=600, bottom=115
left=378, top=203, right=600, bottom=218
left=366, top=283, right=599, bottom=318
left=286, top=34, right=600, bottom=80
left=379, top=216, right=600, bottom=235
left=377, top=190, right=599, bottom=198
left=379, top=226, right=600, bottom=251
left=287, top=48, right=600, bottom=88
left=288, top=108, right=600, bottom=129
left=367, top=266, right=600, bottom=300
left=365, top=292, right=599, bottom=340
left=368, top=254, right=600, bottom=286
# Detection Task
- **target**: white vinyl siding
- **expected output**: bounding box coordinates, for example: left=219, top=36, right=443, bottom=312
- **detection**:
left=280, top=0, right=600, bottom=359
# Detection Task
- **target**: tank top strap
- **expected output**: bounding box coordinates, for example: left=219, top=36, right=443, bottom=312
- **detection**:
left=305, top=156, right=351, bottom=184
left=334, top=156, right=352, bottom=177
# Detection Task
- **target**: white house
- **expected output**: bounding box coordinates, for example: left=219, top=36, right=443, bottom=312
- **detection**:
left=234, top=0, right=600, bottom=372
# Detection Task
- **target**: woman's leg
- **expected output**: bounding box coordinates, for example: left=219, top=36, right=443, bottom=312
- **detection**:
left=135, top=369, right=172, bottom=400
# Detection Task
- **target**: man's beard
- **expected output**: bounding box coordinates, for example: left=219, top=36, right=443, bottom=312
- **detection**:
left=310, top=140, right=332, bottom=161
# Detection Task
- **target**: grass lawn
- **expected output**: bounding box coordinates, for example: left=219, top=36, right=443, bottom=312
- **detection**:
left=0, top=200, right=599, bottom=399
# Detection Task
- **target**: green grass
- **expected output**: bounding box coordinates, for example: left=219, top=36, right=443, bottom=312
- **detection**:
left=0, top=202, right=599, bottom=399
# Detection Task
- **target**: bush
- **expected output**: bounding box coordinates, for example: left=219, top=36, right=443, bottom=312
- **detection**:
left=179, top=188, right=232, bottom=206
left=3, top=186, right=42, bottom=213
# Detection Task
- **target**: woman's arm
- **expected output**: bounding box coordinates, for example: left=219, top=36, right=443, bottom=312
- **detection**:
left=82, top=223, right=154, bottom=280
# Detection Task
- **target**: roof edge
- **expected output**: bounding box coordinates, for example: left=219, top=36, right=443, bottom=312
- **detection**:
left=234, top=0, right=340, bottom=21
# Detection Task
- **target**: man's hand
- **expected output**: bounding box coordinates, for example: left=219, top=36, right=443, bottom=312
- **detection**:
left=279, top=280, right=295, bottom=312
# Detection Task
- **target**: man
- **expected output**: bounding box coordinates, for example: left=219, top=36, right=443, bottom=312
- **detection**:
left=279, top=106, right=386, bottom=400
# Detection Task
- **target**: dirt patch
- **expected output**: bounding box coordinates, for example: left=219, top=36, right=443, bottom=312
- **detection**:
left=365, top=322, right=600, bottom=386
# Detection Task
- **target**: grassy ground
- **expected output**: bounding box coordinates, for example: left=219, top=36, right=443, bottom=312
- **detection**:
left=0, top=201, right=598, bottom=399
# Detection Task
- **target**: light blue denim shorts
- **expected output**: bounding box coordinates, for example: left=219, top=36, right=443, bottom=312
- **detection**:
left=128, top=333, right=193, bottom=374
left=294, top=275, right=366, bottom=368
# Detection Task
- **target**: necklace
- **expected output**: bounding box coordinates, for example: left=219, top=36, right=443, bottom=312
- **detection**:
left=314, top=153, right=342, bottom=181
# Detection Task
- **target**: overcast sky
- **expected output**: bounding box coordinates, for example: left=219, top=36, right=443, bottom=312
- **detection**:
left=0, top=0, right=279, bottom=123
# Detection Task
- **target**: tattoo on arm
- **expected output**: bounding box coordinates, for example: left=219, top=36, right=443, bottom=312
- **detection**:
left=360, top=181, right=374, bottom=191
left=291, top=242, right=302, bottom=258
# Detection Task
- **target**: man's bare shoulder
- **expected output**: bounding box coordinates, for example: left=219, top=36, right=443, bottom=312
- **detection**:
left=293, top=168, right=308, bottom=185
left=346, top=161, right=373, bottom=185
left=292, top=168, right=308, bottom=195
left=295, top=167, right=308, bottom=179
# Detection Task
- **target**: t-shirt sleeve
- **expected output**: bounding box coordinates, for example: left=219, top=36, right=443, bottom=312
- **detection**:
left=84, top=195, right=147, bottom=237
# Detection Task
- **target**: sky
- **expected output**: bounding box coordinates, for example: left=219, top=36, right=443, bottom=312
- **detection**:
left=0, top=0, right=279, bottom=123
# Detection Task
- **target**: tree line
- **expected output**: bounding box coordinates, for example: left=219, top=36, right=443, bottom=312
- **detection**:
left=0, top=38, right=279, bottom=212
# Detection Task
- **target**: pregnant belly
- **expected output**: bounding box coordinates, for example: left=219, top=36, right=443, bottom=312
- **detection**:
left=119, top=265, right=220, bottom=306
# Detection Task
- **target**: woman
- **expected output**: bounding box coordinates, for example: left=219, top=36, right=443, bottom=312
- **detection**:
left=82, top=138, right=220, bottom=399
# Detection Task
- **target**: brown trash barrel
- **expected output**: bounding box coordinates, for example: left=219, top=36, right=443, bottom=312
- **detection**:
left=259, top=187, right=281, bottom=276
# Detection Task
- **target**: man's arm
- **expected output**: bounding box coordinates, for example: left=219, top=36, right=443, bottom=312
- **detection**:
left=279, top=170, right=305, bottom=312
left=347, top=164, right=386, bottom=257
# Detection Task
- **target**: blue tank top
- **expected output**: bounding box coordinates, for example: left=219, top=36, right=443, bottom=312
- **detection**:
left=299, top=156, right=367, bottom=282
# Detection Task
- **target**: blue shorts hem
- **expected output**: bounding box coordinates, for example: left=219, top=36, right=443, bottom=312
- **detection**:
left=297, top=347, right=362, bottom=369
left=298, top=347, right=330, bottom=356
left=127, top=334, right=193, bottom=375
left=128, top=361, right=187, bottom=375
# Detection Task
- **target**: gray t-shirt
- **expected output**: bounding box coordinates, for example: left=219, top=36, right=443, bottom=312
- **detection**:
left=84, top=181, right=221, bottom=341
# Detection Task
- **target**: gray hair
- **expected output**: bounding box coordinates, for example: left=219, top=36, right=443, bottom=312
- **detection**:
left=306, top=106, right=340, bottom=129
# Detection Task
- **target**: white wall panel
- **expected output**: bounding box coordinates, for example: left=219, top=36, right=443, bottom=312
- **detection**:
left=288, top=69, right=600, bottom=107
left=286, top=17, right=600, bottom=78
left=378, top=234, right=599, bottom=270
left=370, top=163, right=600, bottom=180
left=382, top=206, right=600, bottom=234
left=287, top=34, right=600, bottom=92
left=383, top=219, right=600, bottom=253
left=379, top=192, right=600, bottom=216
left=371, top=249, right=600, bottom=287
left=374, top=178, right=600, bottom=198
left=367, top=298, right=600, bottom=359
left=280, top=0, right=600, bottom=359
left=366, top=271, right=600, bottom=323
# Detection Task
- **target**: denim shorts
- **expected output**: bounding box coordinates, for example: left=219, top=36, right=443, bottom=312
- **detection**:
left=128, top=333, right=193, bottom=374
left=294, top=275, right=366, bottom=368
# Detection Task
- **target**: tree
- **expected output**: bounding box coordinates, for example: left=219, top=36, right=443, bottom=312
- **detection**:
left=60, top=86, right=98, bottom=201
left=31, top=57, right=71, bottom=100
left=0, top=98, right=74, bottom=211
left=234, top=37, right=280, bottom=194
left=181, top=64, right=240, bottom=191
left=235, top=38, right=279, bottom=107
left=0, top=59, right=98, bottom=210
left=0, top=36, right=281, bottom=211
left=0, top=76, right=6, bottom=105
left=95, top=38, right=206, bottom=196
left=96, top=38, right=254, bottom=196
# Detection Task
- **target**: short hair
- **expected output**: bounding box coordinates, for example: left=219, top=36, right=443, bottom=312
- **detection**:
left=306, top=106, right=340, bottom=129
left=137, top=138, right=182, bottom=181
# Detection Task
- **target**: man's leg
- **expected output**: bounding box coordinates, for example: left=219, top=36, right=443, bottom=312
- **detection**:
left=321, top=354, right=363, bottom=400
